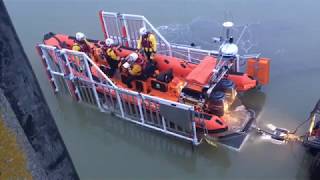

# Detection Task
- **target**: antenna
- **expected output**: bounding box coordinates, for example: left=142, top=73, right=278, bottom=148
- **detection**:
left=219, top=21, right=238, bottom=58
left=222, top=21, right=234, bottom=39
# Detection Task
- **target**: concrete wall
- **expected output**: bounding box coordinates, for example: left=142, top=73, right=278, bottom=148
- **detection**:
left=0, top=1, right=79, bottom=179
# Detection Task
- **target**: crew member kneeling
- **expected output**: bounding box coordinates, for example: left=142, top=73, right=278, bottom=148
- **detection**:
left=122, top=53, right=144, bottom=88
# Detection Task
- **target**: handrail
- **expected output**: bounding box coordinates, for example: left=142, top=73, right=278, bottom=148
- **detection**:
left=170, top=43, right=219, bottom=55
left=38, top=43, right=200, bottom=145
left=61, top=48, right=117, bottom=88
left=99, top=10, right=218, bottom=61
left=39, top=44, right=195, bottom=112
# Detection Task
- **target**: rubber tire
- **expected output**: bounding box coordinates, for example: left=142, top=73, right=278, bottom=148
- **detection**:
left=310, top=153, right=320, bottom=180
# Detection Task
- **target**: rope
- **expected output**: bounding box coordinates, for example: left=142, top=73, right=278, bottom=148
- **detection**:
left=289, top=100, right=320, bottom=134
left=291, top=116, right=312, bottom=134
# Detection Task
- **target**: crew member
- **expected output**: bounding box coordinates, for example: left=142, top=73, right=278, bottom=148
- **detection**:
left=137, top=27, right=158, bottom=78
left=71, top=32, right=94, bottom=71
left=72, top=32, right=92, bottom=54
left=137, top=27, right=157, bottom=61
left=122, top=53, right=144, bottom=88
left=100, top=38, right=120, bottom=77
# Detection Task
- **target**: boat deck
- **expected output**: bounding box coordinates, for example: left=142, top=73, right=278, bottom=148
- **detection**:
left=111, top=72, right=181, bottom=102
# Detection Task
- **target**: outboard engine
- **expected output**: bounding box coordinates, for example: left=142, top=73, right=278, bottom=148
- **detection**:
left=217, top=79, right=236, bottom=103
left=206, top=91, right=226, bottom=117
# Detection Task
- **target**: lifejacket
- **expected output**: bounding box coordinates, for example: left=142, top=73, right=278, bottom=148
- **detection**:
left=141, top=32, right=156, bottom=53
left=129, top=64, right=142, bottom=76
left=141, top=32, right=151, bottom=48
left=73, top=40, right=91, bottom=54
left=101, top=45, right=118, bottom=61
left=128, top=58, right=144, bottom=76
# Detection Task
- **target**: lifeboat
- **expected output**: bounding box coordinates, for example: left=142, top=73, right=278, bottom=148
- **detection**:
left=41, top=31, right=269, bottom=137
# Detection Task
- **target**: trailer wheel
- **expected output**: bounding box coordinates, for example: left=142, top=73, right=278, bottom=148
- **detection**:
left=310, top=153, right=320, bottom=180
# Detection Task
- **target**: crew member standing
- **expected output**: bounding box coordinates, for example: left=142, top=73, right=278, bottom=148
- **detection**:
left=100, top=38, right=120, bottom=77
left=137, top=27, right=157, bottom=61
left=71, top=32, right=94, bottom=71
left=72, top=32, right=92, bottom=54
left=137, top=27, right=158, bottom=78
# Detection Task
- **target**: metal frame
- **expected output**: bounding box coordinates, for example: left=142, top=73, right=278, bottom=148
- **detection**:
left=38, top=44, right=200, bottom=145
left=39, top=45, right=59, bottom=92
left=99, top=11, right=219, bottom=64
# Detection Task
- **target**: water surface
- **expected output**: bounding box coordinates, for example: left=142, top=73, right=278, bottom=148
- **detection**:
left=5, top=0, right=320, bottom=179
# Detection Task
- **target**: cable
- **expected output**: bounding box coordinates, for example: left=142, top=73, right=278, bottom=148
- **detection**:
left=291, top=116, right=312, bottom=134
left=291, top=99, right=320, bottom=134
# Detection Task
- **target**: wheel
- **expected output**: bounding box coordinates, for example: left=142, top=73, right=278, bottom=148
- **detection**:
left=310, top=153, right=320, bottom=180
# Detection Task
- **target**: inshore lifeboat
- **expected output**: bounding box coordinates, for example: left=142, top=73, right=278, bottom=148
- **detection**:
left=41, top=31, right=269, bottom=137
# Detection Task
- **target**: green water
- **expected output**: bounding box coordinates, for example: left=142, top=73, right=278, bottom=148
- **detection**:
left=5, top=0, right=320, bottom=179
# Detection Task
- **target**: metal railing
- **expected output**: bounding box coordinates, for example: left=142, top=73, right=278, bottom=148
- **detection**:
left=37, top=44, right=200, bottom=145
left=99, top=11, right=219, bottom=64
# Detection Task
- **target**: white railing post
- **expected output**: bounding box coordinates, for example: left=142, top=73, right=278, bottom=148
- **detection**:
left=61, top=50, right=82, bottom=101
left=101, top=12, right=109, bottom=38
left=235, top=54, right=240, bottom=73
left=167, top=44, right=172, bottom=57
left=82, top=54, right=103, bottom=111
left=192, top=121, right=198, bottom=145
left=137, top=95, right=145, bottom=123
left=121, top=15, right=131, bottom=47
left=161, top=116, right=167, bottom=132
left=115, top=14, right=124, bottom=45
left=40, top=47, right=59, bottom=92
left=61, top=50, right=74, bottom=80
left=187, top=48, right=191, bottom=62
left=56, top=50, right=73, bottom=97
left=115, top=88, right=125, bottom=118
left=191, top=109, right=199, bottom=145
